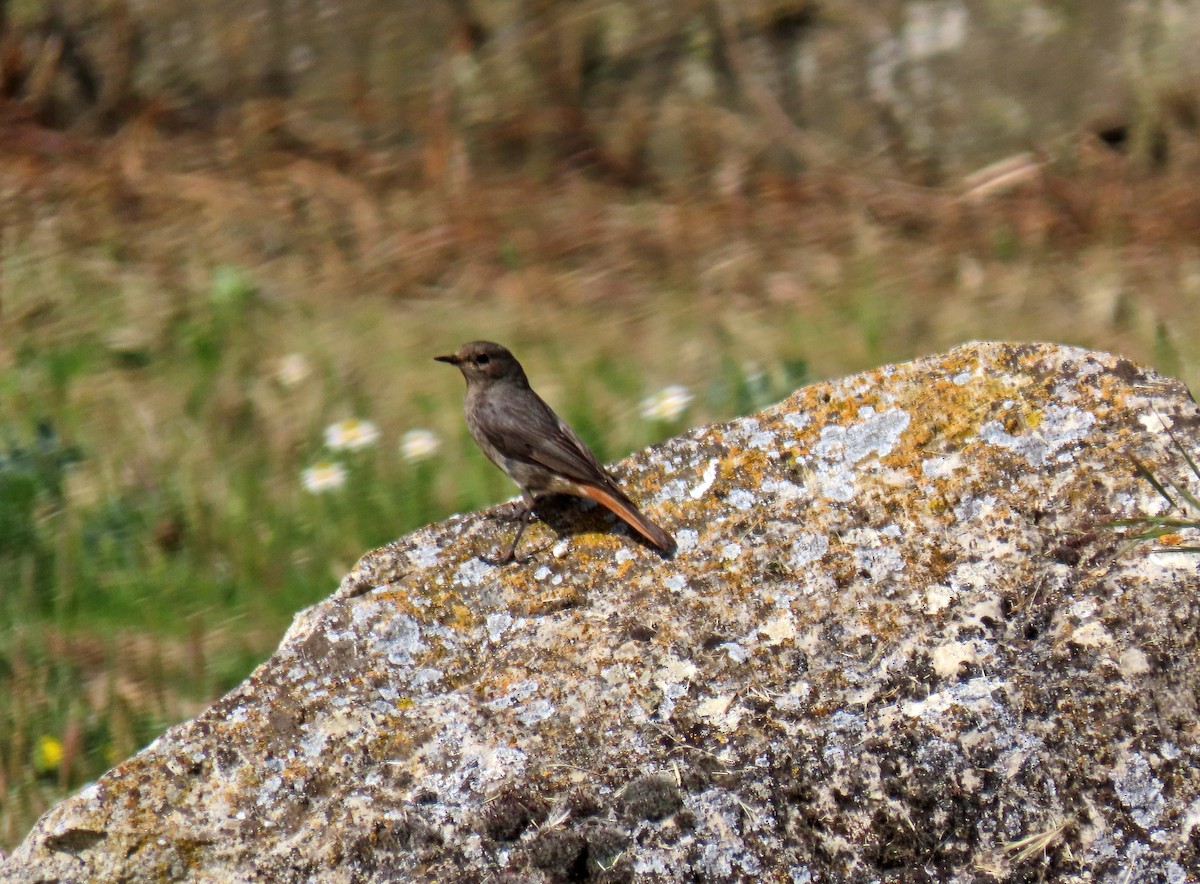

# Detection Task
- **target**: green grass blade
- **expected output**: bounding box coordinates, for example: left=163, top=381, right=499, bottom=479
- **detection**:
left=1127, top=453, right=1176, bottom=510
left=1157, top=411, right=1200, bottom=483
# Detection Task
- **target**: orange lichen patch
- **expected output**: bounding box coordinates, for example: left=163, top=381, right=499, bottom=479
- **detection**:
left=385, top=584, right=475, bottom=628
left=902, top=375, right=1022, bottom=446
left=447, top=603, right=476, bottom=631
left=359, top=586, right=424, bottom=614
left=364, top=722, right=427, bottom=763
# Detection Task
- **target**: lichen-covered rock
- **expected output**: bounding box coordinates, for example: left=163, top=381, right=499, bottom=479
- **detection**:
left=5, top=342, right=1200, bottom=882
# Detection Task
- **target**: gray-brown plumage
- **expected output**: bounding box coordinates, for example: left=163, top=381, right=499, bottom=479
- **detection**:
left=436, top=341, right=676, bottom=563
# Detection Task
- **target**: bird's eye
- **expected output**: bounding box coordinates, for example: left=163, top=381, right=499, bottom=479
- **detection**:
left=476, top=354, right=490, bottom=365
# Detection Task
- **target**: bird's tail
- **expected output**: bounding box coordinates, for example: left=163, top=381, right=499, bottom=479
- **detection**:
left=579, top=483, right=677, bottom=555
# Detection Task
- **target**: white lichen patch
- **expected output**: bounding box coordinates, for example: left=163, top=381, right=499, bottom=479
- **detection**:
left=1119, top=647, right=1151, bottom=677
left=782, top=411, right=811, bottom=432
left=690, top=788, right=764, bottom=877
left=750, top=432, right=778, bottom=453
left=931, top=640, right=978, bottom=677
left=1069, top=597, right=1098, bottom=619
left=922, top=453, right=964, bottom=478
left=657, top=682, right=688, bottom=719
left=851, top=539, right=907, bottom=579
left=372, top=615, right=426, bottom=666
left=485, top=612, right=513, bottom=643
left=719, top=642, right=749, bottom=663
left=517, top=699, right=555, bottom=726
left=1069, top=620, right=1113, bottom=648
left=1181, top=796, right=1200, bottom=841
left=657, top=657, right=698, bottom=683
left=804, top=406, right=912, bottom=503
left=256, top=771, right=283, bottom=806
left=659, top=478, right=689, bottom=502
left=809, top=461, right=856, bottom=503
left=690, top=460, right=718, bottom=500
left=924, top=584, right=954, bottom=614
left=1112, top=751, right=1166, bottom=829
left=454, top=558, right=491, bottom=587
left=813, top=406, right=911, bottom=464
left=655, top=657, right=698, bottom=718
left=772, top=682, right=812, bottom=713
left=727, top=489, right=755, bottom=510
left=788, top=532, right=829, bottom=569
left=761, top=477, right=806, bottom=501
left=902, top=676, right=1003, bottom=719
left=759, top=614, right=797, bottom=646
left=696, top=694, right=742, bottom=730
left=664, top=574, right=687, bottom=592
left=300, top=726, right=330, bottom=760
left=1137, top=550, right=1200, bottom=580
left=960, top=595, right=1003, bottom=630
left=953, top=494, right=997, bottom=523
left=1137, top=408, right=1170, bottom=433
left=409, top=539, right=441, bottom=569
left=411, top=668, right=444, bottom=689
left=485, top=679, right=539, bottom=711
left=948, top=560, right=1001, bottom=594
left=978, top=404, right=1096, bottom=467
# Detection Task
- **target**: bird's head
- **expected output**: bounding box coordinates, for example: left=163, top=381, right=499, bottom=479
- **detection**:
left=435, top=341, right=527, bottom=385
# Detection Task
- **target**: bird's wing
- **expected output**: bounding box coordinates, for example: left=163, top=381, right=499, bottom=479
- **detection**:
left=475, top=387, right=614, bottom=488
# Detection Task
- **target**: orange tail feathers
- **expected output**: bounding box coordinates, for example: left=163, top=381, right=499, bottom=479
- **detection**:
left=579, top=483, right=677, bottom=555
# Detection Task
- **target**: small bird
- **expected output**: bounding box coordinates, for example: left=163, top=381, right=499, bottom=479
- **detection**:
left=436, top=341, right=676, bottom=563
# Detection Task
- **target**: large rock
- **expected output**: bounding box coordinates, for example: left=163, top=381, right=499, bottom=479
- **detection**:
left=5, top=342, right=1200, bottom=881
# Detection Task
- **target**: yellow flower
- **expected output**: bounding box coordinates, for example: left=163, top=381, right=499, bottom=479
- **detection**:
left=33, top=734, right=64, bottom=774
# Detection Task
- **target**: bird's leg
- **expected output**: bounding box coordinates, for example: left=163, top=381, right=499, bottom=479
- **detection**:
left=482, top=491, right=538, bottom=565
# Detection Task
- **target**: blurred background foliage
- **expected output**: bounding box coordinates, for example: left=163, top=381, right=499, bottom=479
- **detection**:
left=2, top=0, right=1200, bottom=849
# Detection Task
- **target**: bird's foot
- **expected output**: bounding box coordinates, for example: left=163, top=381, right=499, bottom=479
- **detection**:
left=491, top=501, right=530, bottom=524
left=480, top=548, right=518, bottom=566
left=479, top=538, right=554, bottom=566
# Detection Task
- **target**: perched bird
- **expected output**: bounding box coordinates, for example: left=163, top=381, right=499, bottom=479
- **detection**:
left=436, top=341, right=676, bottom=563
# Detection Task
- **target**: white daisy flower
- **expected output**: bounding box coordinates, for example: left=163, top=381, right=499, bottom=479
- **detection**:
left=400, top=428, right=441, bottom=463
left=324, top=418, right=380, bottom=451
left=302, top=461, right=347, bottom=493
left=640, top=385, right=694, bottom=422
left=275, top=353, right=311, bottom=388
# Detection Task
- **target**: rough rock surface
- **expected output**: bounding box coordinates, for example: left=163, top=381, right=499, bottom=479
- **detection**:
left=6, top=342, right=1200, bottom=882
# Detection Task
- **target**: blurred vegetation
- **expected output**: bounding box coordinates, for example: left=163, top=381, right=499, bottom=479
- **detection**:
left=3, top=0, right=1200, bottom=852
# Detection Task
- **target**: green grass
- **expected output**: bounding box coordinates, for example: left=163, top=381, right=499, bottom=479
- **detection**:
left=1108, top=427, right=1200, bottom=556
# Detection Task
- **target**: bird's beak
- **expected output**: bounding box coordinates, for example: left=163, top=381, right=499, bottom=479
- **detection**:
left=434, top=354, right=460, bottom=365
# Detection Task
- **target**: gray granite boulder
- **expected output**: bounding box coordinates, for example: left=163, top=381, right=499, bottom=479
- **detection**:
left=5, top=342, right=1200, bottom=881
